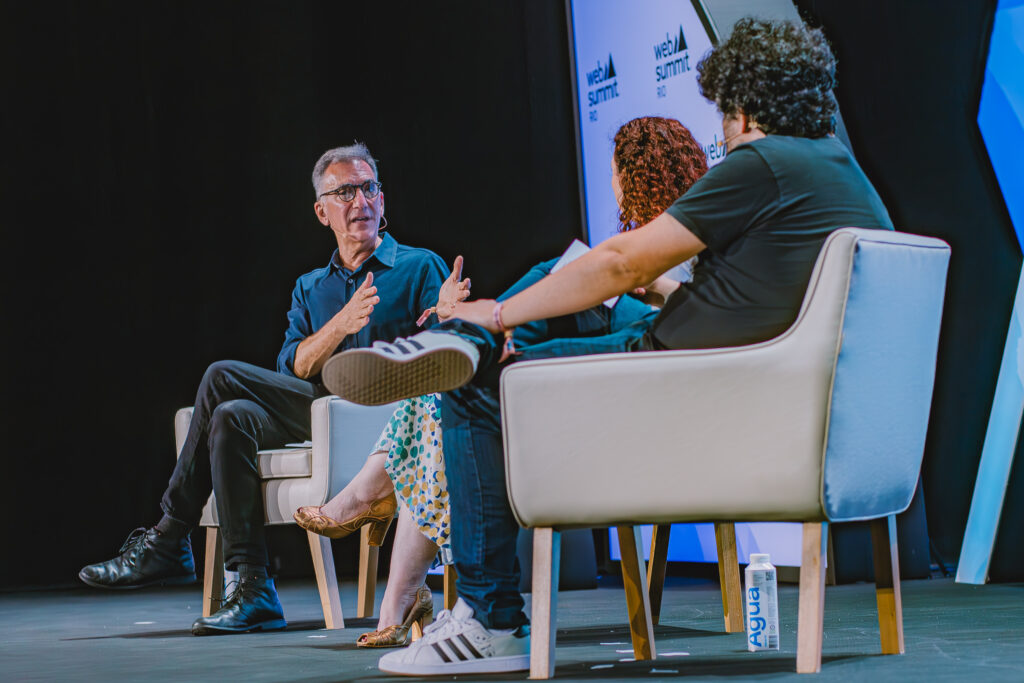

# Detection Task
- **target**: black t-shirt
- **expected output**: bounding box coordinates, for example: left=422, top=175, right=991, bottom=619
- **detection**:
left=653, top=134, right=894, bottom=350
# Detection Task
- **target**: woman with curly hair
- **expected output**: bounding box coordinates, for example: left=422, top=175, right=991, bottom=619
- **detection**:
left=294, top=115, right=708, bottom=648
left=321, top=18, right=895, bottom=677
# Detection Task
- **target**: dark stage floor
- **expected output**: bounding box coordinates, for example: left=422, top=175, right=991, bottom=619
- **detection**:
left=1, top=576, right=1022, bottom=682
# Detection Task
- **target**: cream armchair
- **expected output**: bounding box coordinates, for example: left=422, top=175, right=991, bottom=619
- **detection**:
left=175, top=396, right=400, bottom=628
left=500, top=228, right=950, bottom=676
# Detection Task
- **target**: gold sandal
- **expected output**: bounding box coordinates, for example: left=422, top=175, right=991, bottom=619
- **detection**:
left=293, top=493, right=397, bottom=545
left=357, top=585, right=434, bottom=648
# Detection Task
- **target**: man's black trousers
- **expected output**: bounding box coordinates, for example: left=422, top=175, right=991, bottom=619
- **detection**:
left=160, top=360, right=328, bottom=569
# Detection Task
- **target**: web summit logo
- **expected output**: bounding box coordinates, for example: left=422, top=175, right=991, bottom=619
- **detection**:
left=585, top=54, right=620, bottom=107
left=654, top=25, right=691, bottom=81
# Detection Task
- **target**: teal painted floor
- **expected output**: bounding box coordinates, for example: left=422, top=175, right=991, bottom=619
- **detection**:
left=1, top=576, right=1021, bottom=682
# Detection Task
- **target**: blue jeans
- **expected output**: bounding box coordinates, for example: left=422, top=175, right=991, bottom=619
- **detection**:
left=440, top=259, right=657, bottom=628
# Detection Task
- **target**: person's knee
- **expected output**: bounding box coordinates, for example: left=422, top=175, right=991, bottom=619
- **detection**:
left=209, top=399, right=258, bottom=436
left=200, top=359, right=247, bottom=393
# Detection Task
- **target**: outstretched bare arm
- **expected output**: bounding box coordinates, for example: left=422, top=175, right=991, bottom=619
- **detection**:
left=453, top=212, right=704, bottom=331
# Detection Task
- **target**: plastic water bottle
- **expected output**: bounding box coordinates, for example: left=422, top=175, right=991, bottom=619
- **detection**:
left=745, top=553, right=780, bottom=651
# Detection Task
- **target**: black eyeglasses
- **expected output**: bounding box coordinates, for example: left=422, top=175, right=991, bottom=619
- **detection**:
left=318, top=179, right=382, bottom=202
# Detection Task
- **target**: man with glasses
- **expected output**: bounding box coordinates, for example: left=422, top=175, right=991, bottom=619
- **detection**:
left=78, top=143, right=450, bottom=636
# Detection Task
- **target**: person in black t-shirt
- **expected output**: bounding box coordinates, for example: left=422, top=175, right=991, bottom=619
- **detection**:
left=323, top=18, right=895, bottom=677
left=455, top=18, right=893, bottom=349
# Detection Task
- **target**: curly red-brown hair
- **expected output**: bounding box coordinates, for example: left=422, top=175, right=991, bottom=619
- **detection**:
left=613, top=116, right=708, bottom=231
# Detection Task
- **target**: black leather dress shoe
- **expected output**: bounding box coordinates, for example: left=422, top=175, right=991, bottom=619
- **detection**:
left=191, top=575, right=286, bottom=635
left=78, top=528, right=197, bottom=589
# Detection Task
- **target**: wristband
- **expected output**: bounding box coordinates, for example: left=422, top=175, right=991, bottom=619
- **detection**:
left=493, top=302, right=518, bottom=362
left=492, top=301, right=508, bottom=332
left=416, top=307, right=436, bottom=327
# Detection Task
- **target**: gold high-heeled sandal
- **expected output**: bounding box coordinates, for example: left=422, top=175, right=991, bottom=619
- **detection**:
left=357, top=585, right=434, bottom=648
left=293, top=492, right=397, bottom=545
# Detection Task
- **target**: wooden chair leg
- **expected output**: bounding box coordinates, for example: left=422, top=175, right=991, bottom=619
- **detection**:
left=647, top=525, right=670, bottom=626
left=530, top=528, right=560, bottom=680
left=443, top=564, right=457, bottom=611
left=826, top=526, right=837, bottom=586
left=617, top=526, right=656, bottom=661
left=202, top=527, right=224, bottom=618
left=797, top=522, right=828, bottom=674
left=871, top=515, right=905, bottom=655
left=714, top=522, right=744, bottom=633
left=357, top=525, right=379, bottom=618
left=307, top=530, right=344, bottom=629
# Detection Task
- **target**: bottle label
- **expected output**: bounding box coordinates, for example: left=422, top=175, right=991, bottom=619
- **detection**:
left=746, top=569, right=779, bottom=651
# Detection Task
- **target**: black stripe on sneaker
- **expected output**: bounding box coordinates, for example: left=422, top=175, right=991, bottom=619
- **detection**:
left=431, top=643, right=452, bottom=663
left=393, top=342, right=412, bottom=355
left=458, top=634, right=483, bottom=658
left=443, top=638, right=469, bottom=661
left=407, top=338, right=425, bottom=350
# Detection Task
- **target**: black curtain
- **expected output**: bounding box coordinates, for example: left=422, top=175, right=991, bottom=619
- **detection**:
left=0, top=1, right=580, bottom=589
left=3, top=0, right=1021, bottom=589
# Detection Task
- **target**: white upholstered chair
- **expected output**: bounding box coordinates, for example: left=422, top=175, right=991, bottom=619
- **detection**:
left=500, top=228, right=950, bottom=676
left=175, top=396, right=400, bottom=627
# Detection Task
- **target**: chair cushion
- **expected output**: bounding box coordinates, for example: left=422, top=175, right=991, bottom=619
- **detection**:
left=255, top=447, right=312, bottom=479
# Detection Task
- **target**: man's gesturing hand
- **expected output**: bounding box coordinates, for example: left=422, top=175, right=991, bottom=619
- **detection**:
left=292, top=271, right=379, bottom=379
left=336, top=272, right=379, bottom=335
left=437, top=255, right=471, bottom=321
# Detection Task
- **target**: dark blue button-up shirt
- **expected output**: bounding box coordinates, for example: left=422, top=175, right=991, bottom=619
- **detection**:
left=276, top=233, right=448, bottom=380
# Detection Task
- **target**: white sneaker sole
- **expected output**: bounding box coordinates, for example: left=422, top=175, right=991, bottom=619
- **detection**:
left=378, top=653, right=529, bottom=676
left=321, top=346, right=475, bottom=406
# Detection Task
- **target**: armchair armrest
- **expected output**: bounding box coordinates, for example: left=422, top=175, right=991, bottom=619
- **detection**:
left=311, top=396, right=403, bottom=500
left=174, top=407, right=194, bottom=457
left=170, top=398, right=397, bottom=523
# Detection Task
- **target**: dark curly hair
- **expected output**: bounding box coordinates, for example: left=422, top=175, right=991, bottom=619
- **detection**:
left=697, top=18, right=837, bottom=138
left=613, top=116, right=708, bottom=231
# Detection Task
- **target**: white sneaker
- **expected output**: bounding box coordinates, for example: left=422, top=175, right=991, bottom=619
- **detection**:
left=321, top=331, right=480, bottom=406
left=378, top=598, right=529, bottom=676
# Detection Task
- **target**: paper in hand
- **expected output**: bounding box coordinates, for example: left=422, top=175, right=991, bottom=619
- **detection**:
left=550, top=239, right=619, bottom=308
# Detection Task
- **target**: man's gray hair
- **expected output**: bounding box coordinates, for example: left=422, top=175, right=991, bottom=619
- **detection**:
left=311, top=142, right=379, bottom=197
